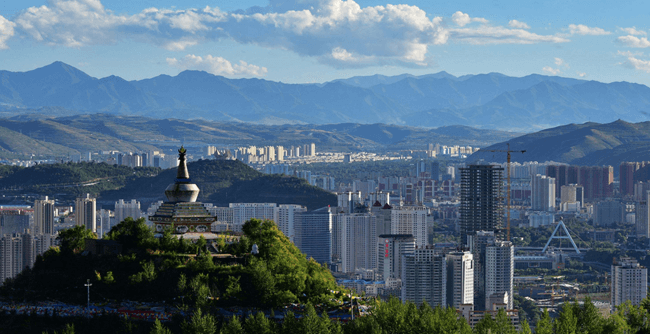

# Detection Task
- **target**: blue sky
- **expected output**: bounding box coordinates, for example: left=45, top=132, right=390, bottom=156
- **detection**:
left=1, top=0, right=650, bottom=84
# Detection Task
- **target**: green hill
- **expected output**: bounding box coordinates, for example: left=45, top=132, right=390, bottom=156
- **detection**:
left=0, top=162, right=159, bottom=198
left=102, top=159, right=336, bottom=210
left=468, top=120, right=650, bottom=172
left=0, top=159, right=335, bottom=210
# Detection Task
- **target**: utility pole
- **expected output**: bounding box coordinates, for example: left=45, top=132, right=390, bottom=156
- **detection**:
left=85, top=279, right=92, bottom=309
left=486, top=143, right=526, bottom=241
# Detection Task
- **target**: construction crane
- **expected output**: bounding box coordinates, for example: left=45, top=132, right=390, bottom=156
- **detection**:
left=487, top=143, right=526, bottom=241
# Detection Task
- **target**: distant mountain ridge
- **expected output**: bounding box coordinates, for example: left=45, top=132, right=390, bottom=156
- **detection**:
left=2, top=62, right=650, bottom=131
left=468, top=119, right=650, bottom=173
left=0, top=114, right=520, bottom=159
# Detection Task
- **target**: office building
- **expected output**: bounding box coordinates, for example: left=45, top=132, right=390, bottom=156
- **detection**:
left=611, top=257, right=648, bottom=312
left=459, top=165, right=504, bottom=245
left=75, top=194, right=96, bottom=232
left=34, top=196, right=55, bottom=235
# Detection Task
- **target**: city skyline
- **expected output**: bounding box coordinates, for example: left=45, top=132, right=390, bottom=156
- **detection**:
left=0, top=0, right=649, bottom=86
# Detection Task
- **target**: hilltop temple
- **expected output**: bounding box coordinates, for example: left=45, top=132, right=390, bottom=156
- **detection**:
left=149, top=146, right=217, bottom=239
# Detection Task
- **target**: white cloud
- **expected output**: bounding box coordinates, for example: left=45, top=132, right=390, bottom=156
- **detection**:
left=542, top=66, right=561, bottom=75
left=450, top=25, right=568, bottom=45
left=3, top=0, right=573, bottom=67
left=508, top=20, right=529, bottom=29
left=617, top=51, right=650, bottom=73
left=619, top=27, right=646, bottom=36
left=166, top=54, right=268, bottom=77
left=554, top=57, right=568, bottom=67
left=568, top=24, right=611, bottom=36
left=576, top=71, right=586, bottom=77
left=451, top=11, right=488, bottom=27
left=0, top=15, right=15, bottom=49
left=617, top=35, right=650, bottom=48
left=626, top=56, right=650, bottom=73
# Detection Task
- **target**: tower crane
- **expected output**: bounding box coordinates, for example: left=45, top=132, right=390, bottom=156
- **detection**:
left=486, top=143, right=526, bottom=241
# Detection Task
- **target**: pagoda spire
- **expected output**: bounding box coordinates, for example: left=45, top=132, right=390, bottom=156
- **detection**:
left=176, top=146, right=190, bottom=181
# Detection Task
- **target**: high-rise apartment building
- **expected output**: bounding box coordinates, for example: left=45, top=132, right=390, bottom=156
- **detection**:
left=230, top=203, right=277, bottom=226
left=378, top=234, right=415, bottom=281
left=446, top=251, right=474, bottom=308
left=390, top=207, right=427, bottom=248
left=485, top=241, right=514, bottom=310
left=295, top=207, right=332, bottom=264
left=34, top=196, right=55, bottom=235
left=467, top=231, right=495, bottom=310
left=459, top=165, right=504, bottom=245
left=276, top=204, right=306, bottom=243
left=560, top=184, right=584, bottom=209
left=334, top=213, right=377, bottom=273
left=114, top=199, right=142, bottom=225
left=620, top=162, right=641, bottom=198
left=401, top=247, right=446, bottom=307
left=636, top=200, right=650, bottom=238
left=611, top=257, right=648, bottom=312
left=531, top=174, right=555, bottom=212
left=75, top=193, right=96, bottom=232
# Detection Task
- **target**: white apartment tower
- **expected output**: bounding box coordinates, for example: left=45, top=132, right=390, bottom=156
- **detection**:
left=75, top=193, right=97, bottom=232
left=34, top=196, right=55, bottom=235
left=114, top=199, right=142, bottom=224
left=531, top=174, right=556, bottom=212
left=390, top=207, right=428, bottom=247
left=611, top=257, right=648, bottom=312
left=447, top=251, right=474, bottom=308
left=229, top=203, right=277, bottom=226
left=485, top=241, right=514, bottom=310
left=276, top=204, right=306, bottom=242
left=336, top=213, right=378, bottom=273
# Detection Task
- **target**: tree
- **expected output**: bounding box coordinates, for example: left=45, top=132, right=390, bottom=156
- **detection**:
left=105, top=217, right=155, bottom=252
left=536, top=309, right=554, bottom=334
left=573, top=297, right=602, bottom=334
left=150, top=319, right=172, bottom=334
left=221, top=316, right=244, bottom=334
left=182, top=308, right=217, bottom=334
left=57, top=226, right=97, bottom=254
left=555, top=304, right=577, bottom=334
left=244, top=312, right=275, bottom=334
left=494, top=309, right=517, bottom=334
left=520, top=319, right=532, bottom=334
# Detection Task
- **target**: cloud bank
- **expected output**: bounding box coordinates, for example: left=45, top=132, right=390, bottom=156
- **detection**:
left=5, top=0, right=572, bottom=68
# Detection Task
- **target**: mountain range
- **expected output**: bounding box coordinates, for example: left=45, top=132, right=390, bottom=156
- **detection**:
left=3, top=62, right=650, bottom=131
left=0, top=114, right=519, bottom=159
